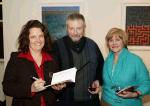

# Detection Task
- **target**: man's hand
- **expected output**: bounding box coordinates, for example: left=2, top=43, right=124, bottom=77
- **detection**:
left=51, top=83, right=66, bottom=90
left=88, top=80, right=101, bottom=94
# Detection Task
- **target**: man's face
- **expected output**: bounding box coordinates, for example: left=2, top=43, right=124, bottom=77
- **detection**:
left=67, top=19, right=85, bottom=42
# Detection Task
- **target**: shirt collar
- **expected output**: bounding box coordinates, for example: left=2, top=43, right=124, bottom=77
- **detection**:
left=18, top=51, right=53, bottom=63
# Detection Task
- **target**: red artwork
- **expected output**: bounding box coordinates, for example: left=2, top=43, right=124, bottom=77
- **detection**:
left=127, top=25, right=150, bottom=45
left=126, top=6, right=150, bottom=46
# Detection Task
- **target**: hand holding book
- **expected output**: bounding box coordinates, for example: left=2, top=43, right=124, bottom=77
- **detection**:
left=116, top=86, right=135, bottom=94
left=44, top=67, right=77, bottom=88
left=116, top=86, right=140, bottom=98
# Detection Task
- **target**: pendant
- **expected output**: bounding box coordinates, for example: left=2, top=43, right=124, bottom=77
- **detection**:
left=111, top=85, right=117, bottom=90
left=111, top=85, right=121, bottom=92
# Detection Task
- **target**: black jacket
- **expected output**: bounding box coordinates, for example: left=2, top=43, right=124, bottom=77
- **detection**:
left=53, top=36, right=104, bottom=102
left=2, top=52, right=58, bottom=106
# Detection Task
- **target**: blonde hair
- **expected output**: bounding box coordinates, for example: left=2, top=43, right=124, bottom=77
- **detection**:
left=105, top=27, right=128, bottom=48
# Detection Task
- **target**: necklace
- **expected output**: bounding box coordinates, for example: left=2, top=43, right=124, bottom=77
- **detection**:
left=107, top=58, right=124, bottom=92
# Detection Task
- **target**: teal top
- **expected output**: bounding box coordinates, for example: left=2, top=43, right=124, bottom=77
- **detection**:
left=102, top=48, right=150, bottom=106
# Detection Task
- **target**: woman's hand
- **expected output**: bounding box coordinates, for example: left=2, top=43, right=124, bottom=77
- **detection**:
left=51, top=83, right=66, bottom=90
left=117, top=91, right=140, bottom=98
left=31, top=78, right=46, bottom=92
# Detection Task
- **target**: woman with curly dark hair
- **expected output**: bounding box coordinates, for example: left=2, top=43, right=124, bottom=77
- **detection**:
left=2, top=20, right=66, bottom=106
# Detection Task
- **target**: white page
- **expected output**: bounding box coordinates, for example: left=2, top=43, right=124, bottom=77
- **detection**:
left=44, top=67, right=77, bottom=88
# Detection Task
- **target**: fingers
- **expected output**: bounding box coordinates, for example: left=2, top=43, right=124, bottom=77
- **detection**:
left=94, top=87, right=100, bottom=93
left=31, top=78, right=46, bottom=92
left=51, top=83, right=66, bottom=90
left=117, top=91, right=138, bottom=98
left=88, top=87, right=100, bottom=94
left=88, top=80, right=100, bottom=94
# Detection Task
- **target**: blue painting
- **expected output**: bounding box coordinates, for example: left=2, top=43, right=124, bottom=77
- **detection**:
left=42, top=6, right=80, bottom=40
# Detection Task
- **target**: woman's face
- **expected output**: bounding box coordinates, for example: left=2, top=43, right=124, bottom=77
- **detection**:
left=108, top=34, right=124, bottom=54
left=29, top=27, right=45, bottom=53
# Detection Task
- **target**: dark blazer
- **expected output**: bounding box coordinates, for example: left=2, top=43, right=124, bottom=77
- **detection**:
left=2, top=52, right=58, bottom=106
left=53, top=36, right=104, bottom=103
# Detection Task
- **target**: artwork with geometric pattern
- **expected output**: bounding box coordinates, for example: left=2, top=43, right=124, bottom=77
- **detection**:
left=126, top=6, right=150, bottom=46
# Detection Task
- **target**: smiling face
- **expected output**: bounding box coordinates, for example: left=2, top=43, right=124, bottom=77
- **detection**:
left=29, top=27, right=45, bottom=53
left=106, top=28, right=128, bottom=54
left=108, top=34, right=124, bottom=54
left=67, top=19, right=85, bottom=42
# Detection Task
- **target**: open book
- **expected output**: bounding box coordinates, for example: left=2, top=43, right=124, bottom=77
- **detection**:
left=116, top=86, right=135, bottom=94
left=45, top=67, right=77, bottom=88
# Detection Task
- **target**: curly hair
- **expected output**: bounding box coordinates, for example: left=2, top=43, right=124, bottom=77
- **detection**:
left=18, top=20, right=52, bottom=53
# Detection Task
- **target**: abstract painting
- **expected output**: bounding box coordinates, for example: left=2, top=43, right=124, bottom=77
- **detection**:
left=42, top=6, right=79, bottom=40
left=125, top=6, right=150, bottom=46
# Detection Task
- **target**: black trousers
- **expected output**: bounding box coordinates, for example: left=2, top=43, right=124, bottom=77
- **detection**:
left=56, top=99, right=101, bottom=106
left=0, top=101, right=6, bottom=106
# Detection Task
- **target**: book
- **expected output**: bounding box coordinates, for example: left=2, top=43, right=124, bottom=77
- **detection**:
left=44, top=67, right=77, bottom=88
left=116, top=86, right=135, bottom=94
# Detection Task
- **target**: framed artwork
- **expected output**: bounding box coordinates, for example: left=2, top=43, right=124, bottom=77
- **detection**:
left=122, top=3, right=150, bottom=50
left=42, top=5, right=80, bottom=40
left=0, top=22, right=3, bottom=59
left=0, top=2, right=3, bottom=59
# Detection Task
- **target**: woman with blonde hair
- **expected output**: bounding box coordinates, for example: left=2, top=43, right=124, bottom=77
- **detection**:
left=101, top=28, right=150, bottom=106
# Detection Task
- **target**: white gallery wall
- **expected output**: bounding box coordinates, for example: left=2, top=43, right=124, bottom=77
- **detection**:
left=0, top=61, right=4, bottom=101
left=2, top=0, right=150, bottom=105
